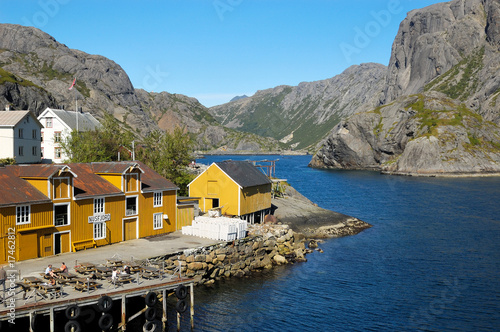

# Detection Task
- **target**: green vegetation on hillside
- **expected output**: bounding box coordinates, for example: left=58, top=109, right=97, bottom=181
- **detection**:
left=0, top=67, right=39, bottom=88
left=424, top=47, right=485, bottom=100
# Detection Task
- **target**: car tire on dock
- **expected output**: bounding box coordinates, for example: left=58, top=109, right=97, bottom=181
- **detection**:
left=65, top=304, right=81, bottom=320
left=97, top=295, right=113, bottom=312
left=64, top=320, right=81, bottom=332
left=98, top=313, right=113, bottom=330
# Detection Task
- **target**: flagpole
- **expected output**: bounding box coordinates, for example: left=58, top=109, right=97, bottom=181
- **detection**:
left=75, top=85, right=78, bottom=132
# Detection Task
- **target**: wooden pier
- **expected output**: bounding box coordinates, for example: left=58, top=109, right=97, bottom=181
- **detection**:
left=0, top=274, right=195, bottom=331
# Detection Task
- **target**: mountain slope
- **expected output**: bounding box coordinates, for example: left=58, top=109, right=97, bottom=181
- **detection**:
left=310, top=0, right=500, bottom=175
left=0, top=24, right=281, bottom=152
left=209, top=63, right=387, bottom=150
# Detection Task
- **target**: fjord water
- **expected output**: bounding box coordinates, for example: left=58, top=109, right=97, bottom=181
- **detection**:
left=188, top=155, right=500, bottom=332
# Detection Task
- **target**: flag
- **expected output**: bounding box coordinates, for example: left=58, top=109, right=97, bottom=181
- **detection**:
left=69, top=78, right=76, bottom=90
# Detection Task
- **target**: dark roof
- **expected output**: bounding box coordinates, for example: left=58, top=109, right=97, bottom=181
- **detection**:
left=12, top=164, right=69, bottom=178
left=0, top=166, right=51, bottom=207
left=66, top=163, right=123, bottom=199
left=91, top=162, right=143, bottom=174
left=215, top=160, right=272, bottom=188
left=47, top=108, right=101, bottom=131
left=135, top=161, right=178, bottom=192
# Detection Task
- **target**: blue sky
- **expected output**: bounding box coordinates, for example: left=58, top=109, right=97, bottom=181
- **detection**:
left=1, top=0, right=444, bottom=107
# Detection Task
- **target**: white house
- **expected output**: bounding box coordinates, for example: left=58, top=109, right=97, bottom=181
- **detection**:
left=0, top=106, right=42, bottom=164
left=38, top=107, right=101, bottom=163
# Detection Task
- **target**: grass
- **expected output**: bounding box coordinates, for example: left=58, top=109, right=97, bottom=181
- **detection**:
left=424, top=47, right=485, bottom=100
left=0, top=67, right=39, bottom=88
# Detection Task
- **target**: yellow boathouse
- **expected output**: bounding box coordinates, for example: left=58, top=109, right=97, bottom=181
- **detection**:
left=188, top=160, right=272, bottom=223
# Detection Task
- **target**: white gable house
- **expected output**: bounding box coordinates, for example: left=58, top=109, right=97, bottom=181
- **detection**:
left=38, top=108, right=101, bottom=163
left=0, top=106, right=42, bottom=164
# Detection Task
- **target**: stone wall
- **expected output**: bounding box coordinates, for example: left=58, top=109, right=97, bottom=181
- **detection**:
left=151, top=224, right=311, bottom=286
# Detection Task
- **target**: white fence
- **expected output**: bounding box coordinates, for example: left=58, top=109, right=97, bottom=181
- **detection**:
left=182, top=216, right=247, bottom=241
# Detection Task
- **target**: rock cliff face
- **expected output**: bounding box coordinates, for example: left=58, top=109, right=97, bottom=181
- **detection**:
left=209, top=63, right=387, bottom=150
left=311, top=0, right=500, bottom=175
left=310, top=92, right=500, bottom=175
left=0, top=24, right=281, bottom=151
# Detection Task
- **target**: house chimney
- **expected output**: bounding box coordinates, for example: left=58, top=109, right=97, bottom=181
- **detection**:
left=5, top=104, right=10, bottom=111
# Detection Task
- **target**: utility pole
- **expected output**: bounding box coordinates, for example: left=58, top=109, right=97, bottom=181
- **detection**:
left=132, top=141, right=135, bottom=160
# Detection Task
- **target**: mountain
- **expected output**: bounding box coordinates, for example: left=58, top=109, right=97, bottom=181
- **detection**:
left=209, top=63, right=387, bottom=150
left=310, top=0, right=500, bottom=175
left=229, top=95, right=248, bottom=102
left=0, top=24, right=282, bottom=152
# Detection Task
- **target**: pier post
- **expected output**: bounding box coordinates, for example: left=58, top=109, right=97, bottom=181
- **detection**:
left=50, top=306, right=55, bottom=332
left=190, top=283, right=194, bottom=330
left=29, top=311, right=34, bottom=332
left=162, top=289, right=167, bottom=331
left=121, top=294, right=126, bottom=331
left=177, top=311, right=181, bottom=332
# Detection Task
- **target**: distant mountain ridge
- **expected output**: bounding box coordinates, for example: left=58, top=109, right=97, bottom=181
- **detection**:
left=209, top=63, right=387, bottom=150
left=230, top=95, right=248, bottom=102
left=0, top=24, right=282, bottom=152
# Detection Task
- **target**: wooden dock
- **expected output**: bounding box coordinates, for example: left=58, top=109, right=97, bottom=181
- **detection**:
left=0, top=274, right=195, bottom=331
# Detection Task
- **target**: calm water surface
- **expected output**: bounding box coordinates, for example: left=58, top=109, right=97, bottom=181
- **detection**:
left=182, top=155, right=500, bottom=332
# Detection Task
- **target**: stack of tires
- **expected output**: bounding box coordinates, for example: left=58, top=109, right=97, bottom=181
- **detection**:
left=175, top=284, right=188, bottom=314
left=64, top=304, right=81, bottom=332
left=97, top=296, right=113, bottom=331
left=143, top=291, right=161, bottom=332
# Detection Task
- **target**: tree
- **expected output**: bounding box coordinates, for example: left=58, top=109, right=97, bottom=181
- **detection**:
left=60, top=113, right=134, bottom=163
left=137, top=127, right=194, bottom=195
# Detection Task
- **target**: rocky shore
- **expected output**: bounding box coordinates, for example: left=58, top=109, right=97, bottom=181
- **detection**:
left=148, top=183, right=371, bottom=286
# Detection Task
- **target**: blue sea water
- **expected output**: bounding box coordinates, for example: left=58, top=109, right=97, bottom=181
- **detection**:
left=186, top=155, right=500, bottom=332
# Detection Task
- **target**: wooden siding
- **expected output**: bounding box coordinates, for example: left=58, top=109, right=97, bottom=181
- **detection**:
left=25, top=178, right=49, bottom=196
left=239, top=184, right=272, bottom=215
left=97, top=174, right=122, bottom=190
left=177, top=205, right=194, bottom=229
left=189, top=164, right=240, bottom=216
left=138, top=190, right=176, bottom=237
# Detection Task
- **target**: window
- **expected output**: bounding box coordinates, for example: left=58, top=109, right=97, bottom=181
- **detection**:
left=46, top=118, right=52, bottom=128
left=53, top=178, right=70, bottom=199
left=125, top=173, right=138, bottom=192
left=16, top=205, right=30, bottom=224
left=18, top=146, right=24, bottom=156
left=32, top=129, right=37, bottom=139
left=153, top=192, right=162, bottom=207
left=94, top=198, right=105, bottom=215
left=18, top=128, right=23, bottom=138
left=32, top=146, right=37, bottom=156
left=55, top=147, right=62, bottom=159
left=93, top=222, right=106, bottom=240
left=126, top=196, right=137, bottom=216
left=54, top=132, right=62, bottom=143
left=54, top=204, right=69, bottom=226
left=153, top=213, right=163, bottom=230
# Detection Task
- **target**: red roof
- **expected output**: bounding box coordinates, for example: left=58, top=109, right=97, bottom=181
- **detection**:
left=66, top=163, right=123, bottom=199
left=0, top=166, right=51, bottom=207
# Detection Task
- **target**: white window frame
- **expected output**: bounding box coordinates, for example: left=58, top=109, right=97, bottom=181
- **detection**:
left=16, top=205, right=30, bottom=225
left=46, top=118, right=52, bottom=128
left=93, top=222, right=106, bottom=240
left=54, top=131, right=62, bottom=143
left=54, top=203, right=70, bottom=227
left=94, top=197, right=105, bottom=215
left=153, top=191, right=163, bottom=207
left=125, top=195, right=138, bottom=216
left=54, top=147, right=62, bottom=159
left=153, top=213, right=163, bottom=230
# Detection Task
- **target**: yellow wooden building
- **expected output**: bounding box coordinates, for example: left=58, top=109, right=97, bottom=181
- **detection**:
left=188, top=160, right=272, bottom=223
left=0, top=161, right=183, bottom=264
